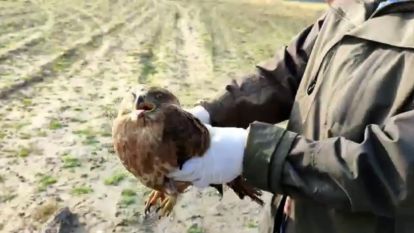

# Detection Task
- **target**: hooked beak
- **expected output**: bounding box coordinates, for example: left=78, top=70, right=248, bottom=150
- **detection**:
left=131, top=95, right=155, bottom=122
left=136, top=95, right=144, bottom=109
left=135, top=95, right=155, bottom=112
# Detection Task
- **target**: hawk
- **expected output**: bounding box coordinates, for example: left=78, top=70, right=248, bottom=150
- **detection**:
left=112, top=86, right=263, bottom=217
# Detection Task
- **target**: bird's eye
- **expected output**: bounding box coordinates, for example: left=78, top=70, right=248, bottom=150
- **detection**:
left=155, top=93, right=163, bottom=99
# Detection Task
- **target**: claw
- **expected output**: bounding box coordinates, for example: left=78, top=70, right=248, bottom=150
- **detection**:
left=157, top=195, right=177, bottom=217
left=144, top=191, right=177, bottom=218
left=144, top=191, right=165, bottom=216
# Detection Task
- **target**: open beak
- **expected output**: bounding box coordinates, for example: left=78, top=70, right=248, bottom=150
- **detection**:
left=135, top=95, right=144, bottom=109
left=136, top=102, right=155, bottom=111
left=136, top=95, right=155, bottom=112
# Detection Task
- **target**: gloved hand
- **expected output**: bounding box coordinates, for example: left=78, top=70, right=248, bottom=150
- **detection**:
left=186, top=105, right=211, bottom=124
left=168, top=124, right=248, bottom=188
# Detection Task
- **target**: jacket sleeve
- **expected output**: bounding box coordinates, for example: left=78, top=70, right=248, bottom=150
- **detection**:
left=200, top=14, right=325, bottom=128
left=242, top=108, right=414, bottom=217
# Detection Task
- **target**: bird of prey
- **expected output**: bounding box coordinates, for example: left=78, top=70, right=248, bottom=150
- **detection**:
left=112, top=86, right=263, bottom=217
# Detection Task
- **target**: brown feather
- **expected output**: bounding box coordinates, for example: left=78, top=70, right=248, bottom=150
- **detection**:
left=112, top=111, right=181, bottom=192
left=112, top=86, right=262, bottom=205
left=161, top=104, right=210, bottom=168
left=227, top=176, right=264, bottom=206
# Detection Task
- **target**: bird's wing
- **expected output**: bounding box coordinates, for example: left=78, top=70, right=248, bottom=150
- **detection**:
left=161, top=104, right=210, bottom=168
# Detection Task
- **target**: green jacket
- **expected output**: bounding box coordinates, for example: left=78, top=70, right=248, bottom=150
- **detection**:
left=201, top=0, right=414, bottom=232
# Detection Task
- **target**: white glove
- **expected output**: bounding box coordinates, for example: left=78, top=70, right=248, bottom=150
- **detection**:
left=168, top=125, right=248, bottom=188
left=186, top=105, right=211, bottom=124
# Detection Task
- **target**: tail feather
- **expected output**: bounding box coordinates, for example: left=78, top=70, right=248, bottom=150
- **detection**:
left=227, top=176, right=264, bottom=206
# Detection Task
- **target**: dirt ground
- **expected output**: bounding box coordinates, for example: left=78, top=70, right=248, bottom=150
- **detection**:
left=0, top=0, right=324, bottom=232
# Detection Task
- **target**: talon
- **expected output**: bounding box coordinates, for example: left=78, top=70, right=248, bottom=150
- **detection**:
left=155, top=206, right=162, bottom=213
left=144, top=191, right=165, bottom=216
left=143, top=191, right=177, bottom=218
left=157, top=196, right=177, bottom=217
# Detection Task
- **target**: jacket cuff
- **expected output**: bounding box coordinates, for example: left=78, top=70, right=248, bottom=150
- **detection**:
left=242, top=121, right=297, bottom=193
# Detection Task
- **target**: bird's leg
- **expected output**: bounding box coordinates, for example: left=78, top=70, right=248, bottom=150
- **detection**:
left=156, top=194, right=177, bottom=217
left=144, top=190, right=165, bottom=215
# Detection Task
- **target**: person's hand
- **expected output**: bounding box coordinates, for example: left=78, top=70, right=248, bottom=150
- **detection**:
left=186, top=105, right=210, bottom=124
left=168, top=124, right=248, bottom=188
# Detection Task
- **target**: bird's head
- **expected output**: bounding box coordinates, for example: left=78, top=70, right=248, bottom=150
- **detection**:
left=131, top=86, right=180, bottom=122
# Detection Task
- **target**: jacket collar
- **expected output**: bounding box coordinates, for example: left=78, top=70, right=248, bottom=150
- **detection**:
left=331, top=0, right=414, bottom=49
left=372, top=0, right=414, bottom=16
